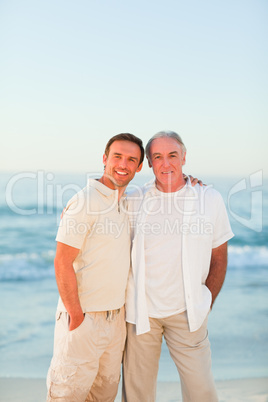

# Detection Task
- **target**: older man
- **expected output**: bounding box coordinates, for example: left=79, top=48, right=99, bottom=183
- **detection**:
left=123, top=131, right=234, bottom=402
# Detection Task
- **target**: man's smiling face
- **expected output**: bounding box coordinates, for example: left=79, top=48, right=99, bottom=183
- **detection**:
left=103, top=140, right=143, bottom=189
left=148, top=137, right=186, bottom=192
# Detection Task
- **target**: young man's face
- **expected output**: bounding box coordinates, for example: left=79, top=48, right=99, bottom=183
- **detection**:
left=103, top=140, right=143, bottom=189
left=148, top=137, right=186, bottom=192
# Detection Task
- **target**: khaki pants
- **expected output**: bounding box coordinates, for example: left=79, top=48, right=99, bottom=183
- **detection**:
left=47, top=308, right=126, bottom=401
left=122, top=311, right=218, bottom=402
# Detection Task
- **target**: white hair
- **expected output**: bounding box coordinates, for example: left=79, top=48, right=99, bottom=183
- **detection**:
left=145, top=130, right=186, bottom=160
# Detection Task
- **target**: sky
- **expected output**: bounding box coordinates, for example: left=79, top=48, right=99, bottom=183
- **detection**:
left=1, top=0, right=267, bottom=179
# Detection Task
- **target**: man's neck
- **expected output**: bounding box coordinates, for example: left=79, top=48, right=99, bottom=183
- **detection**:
left=155, top=175, right=186, bottom=193
left=98, top=176, right=125, bottom=200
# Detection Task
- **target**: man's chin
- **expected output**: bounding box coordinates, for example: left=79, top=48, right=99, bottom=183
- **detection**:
left=112, top=177, right=132, bottom=188
left=115, top=180, right=131, bottom=188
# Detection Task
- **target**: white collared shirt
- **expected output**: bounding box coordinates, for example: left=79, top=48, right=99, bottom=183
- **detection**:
left=125, top=178, right=234, bottom=334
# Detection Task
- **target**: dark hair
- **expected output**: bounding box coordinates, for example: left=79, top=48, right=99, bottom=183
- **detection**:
left=105, top=133, right=144, bottom=165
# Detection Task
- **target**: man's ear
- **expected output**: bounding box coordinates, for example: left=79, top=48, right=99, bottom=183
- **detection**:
left=147, top=156, right=152, bottom=168
left=136, top=162, right=143, bottom=173
left=182, top=152, right=186, bottom=166
left=103, top=153, right=107, bottom=166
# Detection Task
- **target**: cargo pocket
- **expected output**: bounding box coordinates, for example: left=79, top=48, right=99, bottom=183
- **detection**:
left=49, top=363, right=78, bottom=399
left=48, top=360, right=97, bottom=401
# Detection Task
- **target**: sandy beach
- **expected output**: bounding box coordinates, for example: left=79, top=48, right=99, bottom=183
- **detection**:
left=0, top=377, right=267, bottom=402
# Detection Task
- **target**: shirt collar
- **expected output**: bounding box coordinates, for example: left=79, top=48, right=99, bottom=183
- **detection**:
left=144, top=175, right=192, bottom=197
left=87, top=178, right=127, bottom=200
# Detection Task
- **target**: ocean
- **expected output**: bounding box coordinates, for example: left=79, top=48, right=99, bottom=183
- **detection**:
left=0, top=171, right=267, bottom=381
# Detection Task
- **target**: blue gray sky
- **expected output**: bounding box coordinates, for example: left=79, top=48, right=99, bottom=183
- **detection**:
left=1, top=0, right=267, bottom=178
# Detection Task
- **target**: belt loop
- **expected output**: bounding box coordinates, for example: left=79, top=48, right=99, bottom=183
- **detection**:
left=106, top=308, right=120, bottom=322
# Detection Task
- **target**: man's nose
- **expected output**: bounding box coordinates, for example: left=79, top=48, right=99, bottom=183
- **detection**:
left=118, top=158, right=128, bottom=168
left=162, top=157, right=171, bottom=168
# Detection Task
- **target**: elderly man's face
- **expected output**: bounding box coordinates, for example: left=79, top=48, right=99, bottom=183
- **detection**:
left=148, top=137, right=186, bottom=192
